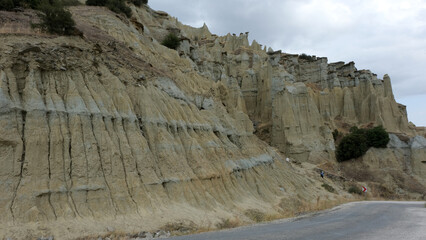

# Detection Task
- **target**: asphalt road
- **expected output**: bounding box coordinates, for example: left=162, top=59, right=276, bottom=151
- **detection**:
left=170, top=201, right=426, bottom=240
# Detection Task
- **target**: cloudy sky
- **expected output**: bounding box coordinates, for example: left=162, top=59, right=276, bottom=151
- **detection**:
left=150, top=0, right=426, bottom=126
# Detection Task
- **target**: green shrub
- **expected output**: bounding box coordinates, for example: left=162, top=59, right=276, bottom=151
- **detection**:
left=1, top=0, right=45, bottom=9
left=0, top=0, right=15, bottom=10
left=336, top=125, right=389, bottom=162
left=366, top=126, right=389, bottom=148
left=60, top=0, right=81, bottom=6
left=321, top=183, right=335, bottom=193
left=162, top=32, right=180, bottom=50
left=299, top=53, right=316, bottom=61
left=85, top=0, right=106, bottom=5
left=130, top=0, right=146, bottom=7
left=106, top=0, right=131, bottom=17
left=336, top=131, right=368, bottom=162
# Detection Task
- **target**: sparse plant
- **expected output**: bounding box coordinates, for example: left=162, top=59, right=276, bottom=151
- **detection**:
left=244, top=209, right=265, bottom=222
left=162, top=220, right=197, bottom=235
left=332, top=129, right=339, bottom=141
left=348, top=186, right=362, bottom=195
left=321, top=183, right=335, bottom=193
left=215, top=218, right=239, bottom=229
left=162, top=32, right=180, bottom=50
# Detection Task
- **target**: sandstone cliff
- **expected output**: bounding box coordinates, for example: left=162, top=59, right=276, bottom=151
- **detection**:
left=0, top=4, right=425, bottom=239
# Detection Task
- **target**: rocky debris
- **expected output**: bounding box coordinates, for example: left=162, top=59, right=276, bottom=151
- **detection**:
left=154, top=230, right=170, bottom=238
left=134, top=231, right=153, bottom=238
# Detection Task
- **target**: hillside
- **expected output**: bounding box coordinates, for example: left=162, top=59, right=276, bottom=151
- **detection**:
left=0, top=3, right=425, bottom=239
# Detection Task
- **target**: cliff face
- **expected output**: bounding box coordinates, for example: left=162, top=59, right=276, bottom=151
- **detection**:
left=182, top=31, right=413, bottom=161
left=0, top=4, right=425, bottom=239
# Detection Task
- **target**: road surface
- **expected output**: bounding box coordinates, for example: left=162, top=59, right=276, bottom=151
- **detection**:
left=170, top=201, right=426, bottom=240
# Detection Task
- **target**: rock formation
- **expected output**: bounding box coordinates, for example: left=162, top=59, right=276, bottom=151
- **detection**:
left=0, top=4, right=424, bottom=239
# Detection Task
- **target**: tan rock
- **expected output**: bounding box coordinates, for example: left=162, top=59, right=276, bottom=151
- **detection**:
left=0, top=5, right=424, bottom=239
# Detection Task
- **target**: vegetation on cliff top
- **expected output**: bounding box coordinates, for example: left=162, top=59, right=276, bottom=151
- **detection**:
left=299, top=53, right=316, bottom=61
left=1, top=0, right=149, bottom=34
left=1, top=0, right=78, bottom=35
left=85, top=0, right=148, bottom=17
left=86, top=0, right=131, bottom=17
left=336, top=126, right=390, bottom=162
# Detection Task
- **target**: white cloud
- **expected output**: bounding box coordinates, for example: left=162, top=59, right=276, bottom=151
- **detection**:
left=149, top=0, right=426, bottom=126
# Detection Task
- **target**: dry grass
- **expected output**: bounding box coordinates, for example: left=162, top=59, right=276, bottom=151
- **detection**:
left=161, top=220, right=197, bottom=236
left=244, top=209, right=281, bottom=223
left=75, top=230, right=130, bottom=240
left=75, top=197, right=358, bottom=239
left=348, top=185, right=363, bottom=195
left=215, top=218, right=241, bottom=229
left=279, top=196, right=357, bottom=217
left=254, top=122, right=272, bottom=144
left=244, top=209, right=265, bottom=222
left=321, top=183, right=336, bottom=193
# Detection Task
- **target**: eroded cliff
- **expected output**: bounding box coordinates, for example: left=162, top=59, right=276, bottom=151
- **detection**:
left=0, top=4, right=424, bottom=239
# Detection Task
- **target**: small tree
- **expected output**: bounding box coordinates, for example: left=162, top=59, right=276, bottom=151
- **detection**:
left=34, top=0, right=76, bottom=35
left=162, top=32, right=180, bottom=50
